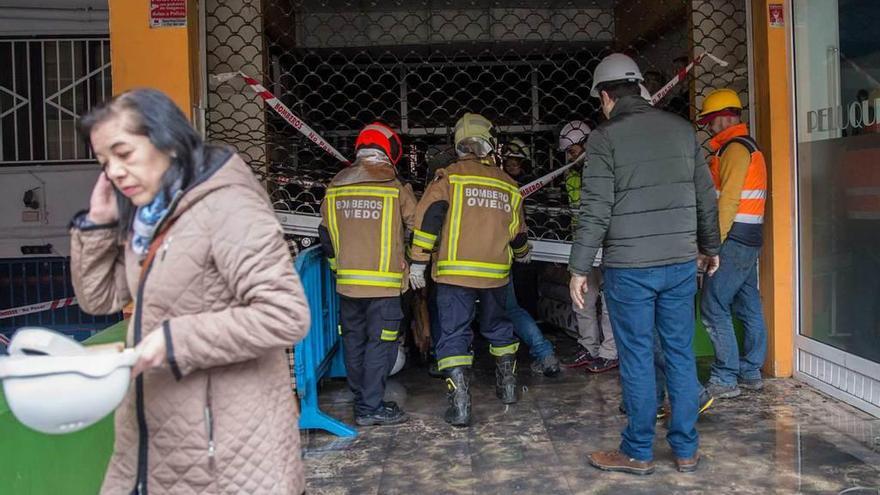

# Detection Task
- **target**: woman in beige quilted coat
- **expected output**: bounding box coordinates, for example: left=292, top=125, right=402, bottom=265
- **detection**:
left=70, top=89, right=310, bottom=495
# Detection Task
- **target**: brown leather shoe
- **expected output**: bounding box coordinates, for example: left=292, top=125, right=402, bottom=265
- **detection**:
left=675, top=452, right=700, bottom=473
left=589, top=450, right=655, bottom=475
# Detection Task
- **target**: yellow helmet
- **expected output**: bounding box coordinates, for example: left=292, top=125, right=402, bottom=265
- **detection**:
left=697, top=88, right=743, bottom=124
left=454, top=113, right=497, bottom=159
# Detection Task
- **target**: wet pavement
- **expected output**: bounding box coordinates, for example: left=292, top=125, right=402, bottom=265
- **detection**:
left=302, top=332, right=880, bottom=494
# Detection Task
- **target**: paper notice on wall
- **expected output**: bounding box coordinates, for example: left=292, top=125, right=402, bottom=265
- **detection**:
left=150, top=0, right=187, bottom=28
left=769, top=4, right=784, bottom=28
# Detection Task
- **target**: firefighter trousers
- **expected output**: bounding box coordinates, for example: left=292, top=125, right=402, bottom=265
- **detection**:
left=339, top=295, right=403, bottom=416
left=435, top=283, right=519, bottom=370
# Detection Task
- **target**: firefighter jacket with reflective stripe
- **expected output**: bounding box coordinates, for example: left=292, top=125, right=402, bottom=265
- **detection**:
left=410, top=158, right=529, bottom=289
left=319, top=161, right=418, bottom=298
left=842, top=144, right=880, bottom=220
left=708, top=123, right=767, bottom=246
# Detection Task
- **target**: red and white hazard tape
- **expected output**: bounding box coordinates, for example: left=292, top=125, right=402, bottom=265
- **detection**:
left=520, top=153, right=583, bottom=199
left=0, top=297, right=78, bottom=320
left=220, top=53, right=728, bottom=199
left=651, top=51, right=729, bottom=105
left=211, top=71, right=350, bottom=165
left=520, top=52, right=730, bottom=198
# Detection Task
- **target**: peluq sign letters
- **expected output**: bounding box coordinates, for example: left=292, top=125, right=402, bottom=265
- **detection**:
left=806, top=99, right=880, bottom=134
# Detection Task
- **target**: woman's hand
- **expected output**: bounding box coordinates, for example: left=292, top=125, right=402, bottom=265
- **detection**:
left=87, top=172, right=119, bottom=225
left=132, top=329, right=168, bottom=377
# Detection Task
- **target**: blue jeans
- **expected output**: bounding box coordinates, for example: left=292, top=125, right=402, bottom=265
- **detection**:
left=701, top=239, right=767, bottom=386
left=604, top=262, right=700, bottom=461
left=505, top=282, right=554, bottom=360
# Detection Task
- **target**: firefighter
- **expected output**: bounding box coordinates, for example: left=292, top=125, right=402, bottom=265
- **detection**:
left=409, top=113, right=530, bottom=427
left=318, top=122, right=417, bottom=427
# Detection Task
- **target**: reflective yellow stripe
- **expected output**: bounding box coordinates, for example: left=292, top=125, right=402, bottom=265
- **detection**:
left=328, top=257, right=338, bottom=271
left=413, top=229, right=437, bottom=242
left=380, top=329, right=398, bottom=342
left=511, top=243, right=529, bottom=255
left=438, top=260, right=509, bottom=270
left=379, top=196, right=393, bottom=272
left=326, top=186, right=400, bottom=198
left=436, top=260, right=510, bottom=279
left=413, top=238, right=434, bottom=250
left=413, top=229, right=437, bottom=250
left=438, top=355, right=474, bottom=370
left=509, top=189, right=523, bottom=239
left=337, top=270, right=403, bottom=288
left=449, top=182, right=464, bottom=261
left=489, top=342, right=519, bottom=356
left=327, top=199, right=340, bottom=259
left=449, top=175, right=519, bottom=196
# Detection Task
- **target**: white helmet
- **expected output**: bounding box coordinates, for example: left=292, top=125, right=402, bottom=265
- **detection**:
left=0, top=328, right=137, bottom=434
left=558, top=121, right=592, bottom=152
left=590, top=53, right=644, bottom=98
left=504, top=138, right=531, bottom=161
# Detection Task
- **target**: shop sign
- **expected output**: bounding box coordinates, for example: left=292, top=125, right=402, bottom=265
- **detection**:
left=150, top=0, right=187, bottom=28
left=806, top=99, right=880, bottom=134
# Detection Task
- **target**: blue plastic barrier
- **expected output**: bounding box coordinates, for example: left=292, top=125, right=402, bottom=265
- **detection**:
left=0, top=257, right=122, bottom=340
left=293, top=246, right=356, bottom=437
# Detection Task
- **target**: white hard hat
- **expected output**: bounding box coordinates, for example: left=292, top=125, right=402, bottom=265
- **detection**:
left=558, top=121, right=592, bottom=151
left=389, top=343, right=406, bottom=376
left=505, top=138, right=531, bottom=161
left=0, top=328, right=137, bottom=434
left=590, top=53, right=644, bottom=98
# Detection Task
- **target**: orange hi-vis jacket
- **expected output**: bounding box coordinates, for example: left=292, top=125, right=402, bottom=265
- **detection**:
left=319, top=160, right=418, bottom=298
left=842, top=145, right=880, bottom=220
left=708, top=123, right=767, bottom=244
left=410, top=158, right=530, bottom=289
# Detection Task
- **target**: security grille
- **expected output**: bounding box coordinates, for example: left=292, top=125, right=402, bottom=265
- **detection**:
left=0, top=37, right=112, bottom=164
left=205, top=0, right=750, bottom=243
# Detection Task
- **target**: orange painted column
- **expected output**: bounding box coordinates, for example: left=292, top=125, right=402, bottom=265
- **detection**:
left=751, top=0, right=796, bottom=377
left=108, top=0, right=200, bottom=118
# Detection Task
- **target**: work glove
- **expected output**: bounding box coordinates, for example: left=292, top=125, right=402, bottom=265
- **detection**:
left=409, top=263, right=427, bottom=290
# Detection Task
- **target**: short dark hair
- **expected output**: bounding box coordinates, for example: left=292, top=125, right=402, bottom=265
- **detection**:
left=79, top=88, right=208, bottom=238
left=595, top=80, right=641, bottom=101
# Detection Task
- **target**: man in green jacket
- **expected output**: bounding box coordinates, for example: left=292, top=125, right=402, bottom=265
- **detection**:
left=569, top=53, right=720, bottom=475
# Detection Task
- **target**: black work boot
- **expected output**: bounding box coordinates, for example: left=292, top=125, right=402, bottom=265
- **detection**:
left=444, top=366, right=472, bottom=427
left=355, top=401, right=409, bottom=427
left=495, top=354, right=518, bottom=404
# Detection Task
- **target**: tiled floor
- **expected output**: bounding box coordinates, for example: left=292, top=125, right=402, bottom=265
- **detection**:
left=302, top=332, right=880, bottom=494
